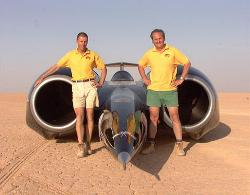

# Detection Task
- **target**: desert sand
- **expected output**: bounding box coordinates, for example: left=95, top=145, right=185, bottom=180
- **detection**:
left=0, top=93, right=249, bottom=195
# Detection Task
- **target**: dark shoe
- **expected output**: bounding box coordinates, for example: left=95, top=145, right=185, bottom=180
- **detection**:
left=141, top=142, right=155, bottom=155
left=77, top=143, right=87, bottom=158
left=175, top=142, right=185, bottom=156
left=86, top=142, right=93, bottom=155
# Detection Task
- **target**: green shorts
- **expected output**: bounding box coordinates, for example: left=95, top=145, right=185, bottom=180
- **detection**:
left=147, top=90, right=179, bottom=107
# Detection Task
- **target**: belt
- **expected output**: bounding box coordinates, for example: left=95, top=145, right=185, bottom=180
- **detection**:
left=72, top=78, right=95, bottom=82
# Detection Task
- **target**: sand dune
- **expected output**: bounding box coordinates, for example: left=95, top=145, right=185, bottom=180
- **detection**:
left=0, top=93, right=249, bottom=194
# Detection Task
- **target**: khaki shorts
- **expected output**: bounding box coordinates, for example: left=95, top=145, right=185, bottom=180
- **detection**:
left=72, top=81, right=99, bottom=109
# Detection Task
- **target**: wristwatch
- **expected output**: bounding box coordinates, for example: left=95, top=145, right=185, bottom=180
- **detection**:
left=180, top=76, right=185, bottom=81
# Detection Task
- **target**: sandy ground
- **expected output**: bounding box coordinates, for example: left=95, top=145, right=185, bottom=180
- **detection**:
left=0, top=93, right=249, bottom=195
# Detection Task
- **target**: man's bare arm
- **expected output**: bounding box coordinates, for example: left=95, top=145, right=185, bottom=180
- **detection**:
left=171, top=61, right=191, bottom=87
left=93, top=66, right=107, bottom=88
left=180, top=61, right=191, bottom=80
left=138, top=65, right=151, bottom=86
left=34, top=64, right=61, bottom=87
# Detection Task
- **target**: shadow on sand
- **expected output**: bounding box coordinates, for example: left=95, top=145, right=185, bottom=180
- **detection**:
left=184, top=122, right=231, bottom=155
left=131, top=123, right=175, bottom=180
left=53, top=122, right=231, bottom=180
left=131, top=122, right=231, bottom=180
left=55, top=130, right=105, bottom=154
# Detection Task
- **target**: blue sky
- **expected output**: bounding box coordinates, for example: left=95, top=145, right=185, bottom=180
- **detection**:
left=0, top=0, right=249, bottom=92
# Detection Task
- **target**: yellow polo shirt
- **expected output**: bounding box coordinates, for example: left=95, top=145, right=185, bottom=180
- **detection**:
left=138, top=44, right=189, bottom=91
left=57, top=49, right=105, bottom=80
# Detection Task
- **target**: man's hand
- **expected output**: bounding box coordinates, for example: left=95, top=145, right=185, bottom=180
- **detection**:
left=138, top=65, right=151, bottom=86
left=91, top=80, right=103, bottom=88
left=34, top=64, right=60, bottom=87
left=34, top=77, right=44, bottom=87
left=143, top=78, right=151, bottom=86
left=171, top=79, right=184, bottom=87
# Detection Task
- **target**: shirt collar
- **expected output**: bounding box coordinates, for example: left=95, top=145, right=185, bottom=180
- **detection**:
left=75, top=48, right=91, bottom=55
left=152, top=44, right=169, bottom=52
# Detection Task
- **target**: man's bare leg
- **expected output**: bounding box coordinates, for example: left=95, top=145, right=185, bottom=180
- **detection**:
left=74, top=107, right=87, bottom=157
left=141, top=107, right=159, bottom=154
left=167, top=107, right=185, bottom=156
left=74, top=107, right=85, bottom=144
left=85, top=108, right=94, bottom=154
left=148, top=107, right=159, bottom=138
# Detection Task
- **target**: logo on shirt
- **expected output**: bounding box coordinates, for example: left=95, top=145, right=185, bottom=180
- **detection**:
left=85, top=56, right=91, bottom=60
left=164, top=53, right=170, bottom=58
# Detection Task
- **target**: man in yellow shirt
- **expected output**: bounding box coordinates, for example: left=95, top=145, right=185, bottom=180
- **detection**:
left=138, top=29, right=191, bottom=156
left=35, top=32, right=107, bottom=158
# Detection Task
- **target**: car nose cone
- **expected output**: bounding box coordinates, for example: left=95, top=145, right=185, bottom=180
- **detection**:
left=118, top=152, right=131, bottom=164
